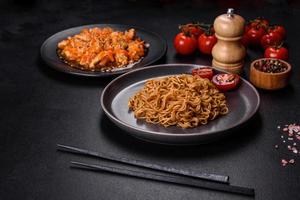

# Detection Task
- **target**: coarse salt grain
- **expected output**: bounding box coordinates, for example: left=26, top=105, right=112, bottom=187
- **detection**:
left=277, top=124, right=300, bottom=167
left=281, top=159, right=288, bottom=166
left=293, top=149, right=298, bottom=154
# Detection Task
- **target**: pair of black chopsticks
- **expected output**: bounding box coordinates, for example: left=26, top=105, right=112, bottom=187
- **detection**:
left=57, top=144, right=255, bottom=197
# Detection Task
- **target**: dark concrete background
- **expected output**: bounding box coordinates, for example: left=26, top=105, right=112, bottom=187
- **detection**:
left=1, top=1, right=300, bottom=200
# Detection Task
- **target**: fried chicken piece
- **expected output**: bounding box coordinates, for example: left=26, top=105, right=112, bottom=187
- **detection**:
left=57, top=27, right=145, bottom=71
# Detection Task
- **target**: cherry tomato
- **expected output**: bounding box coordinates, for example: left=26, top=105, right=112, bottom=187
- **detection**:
left=192, top=67, right=214, bottom=80
left=174, top=32, right=197, bottom=55
left=269, top=25, right=286, bottom=39
left=180, top=23, right=204, bottom=39
left=212, top=74, right=240, bottom=91
left=264, top=46, right=289, bottom=61
left=189, top=26, right=204, bottom=39
left=246, top=26, right=266, bottom=46
left=260, top=32, right=283, bottom=49
left=257, top=18, right=269, bottom=29
left=249, top=17, right=269, bottom=30
left=241, top=34, right=250, bottom=47
left=241, top=25, right=251, bottom=47
left=198, top=33, right=217, bottom=55
left=244, top=23, right=251, bottom=34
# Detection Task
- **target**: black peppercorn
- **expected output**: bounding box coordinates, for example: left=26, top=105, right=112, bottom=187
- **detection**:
left=255, top=59, right=287, bottom=73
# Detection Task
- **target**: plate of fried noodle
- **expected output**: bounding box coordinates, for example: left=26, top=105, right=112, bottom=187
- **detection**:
left=40, top=24, right=167, bottom=77
left=101, top=64, right=260, bottom=145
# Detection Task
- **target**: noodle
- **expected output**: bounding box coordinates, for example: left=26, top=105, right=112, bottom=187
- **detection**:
left=128, top=74, right=229, bottom=128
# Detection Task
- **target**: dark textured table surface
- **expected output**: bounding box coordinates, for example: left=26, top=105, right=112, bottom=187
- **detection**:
left=1, top=0, right=300, bottom=199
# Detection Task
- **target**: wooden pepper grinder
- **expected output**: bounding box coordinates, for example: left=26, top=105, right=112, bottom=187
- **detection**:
left=212, top=8, right=246, bottom=74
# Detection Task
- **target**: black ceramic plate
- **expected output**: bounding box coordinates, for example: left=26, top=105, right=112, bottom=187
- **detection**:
left=40, top=24, right=167, bottom=77
left=101, top=64, right=260, bottom=145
